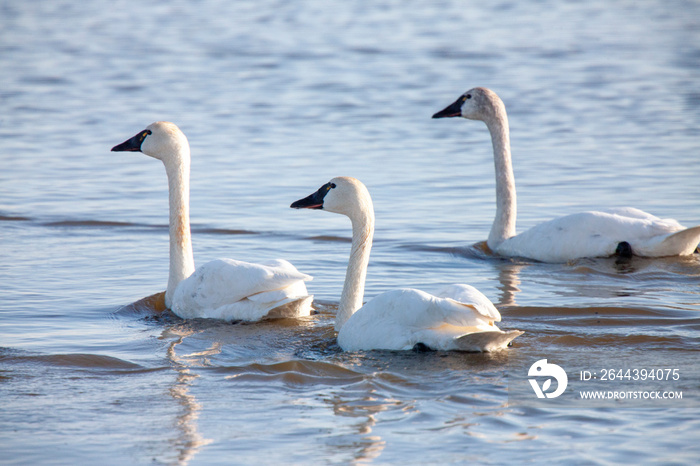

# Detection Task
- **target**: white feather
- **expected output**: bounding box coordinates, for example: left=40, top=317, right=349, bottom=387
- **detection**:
left=337, top=288, right=510, bottom=352
left=171, top=259, right=312, bottom=321
left=113, top=122, right=312, bottom=321
left=292, top=177, right=522, bottom=352
left=433, top=87, right=700, bottom=262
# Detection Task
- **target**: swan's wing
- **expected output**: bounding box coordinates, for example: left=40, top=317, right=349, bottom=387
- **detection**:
left=433, top=284, right=501, bottom=321
left=498, top=210, right=688, bottom=262
left=171, top=258, right=312, bottom=320
left=200, top=295, right=314, bottom=321
left=260, top=258, right=306, bottom=273
left=369, top=288, right=495, bottom=329
left=600, top=207, right=663, bottom=221
left=601, top=207, right=687, bottom=229
left=247, top=279, right=311, bottom=304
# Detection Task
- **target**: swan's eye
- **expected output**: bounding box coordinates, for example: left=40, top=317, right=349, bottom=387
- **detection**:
left=139, top=130, right=152, bottom=143
left=330, top=183, right=336, bottom=189
left=464, top=94, right=472, bottom=100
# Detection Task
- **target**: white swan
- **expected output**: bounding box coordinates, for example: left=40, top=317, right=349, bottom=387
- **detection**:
left=291, top=176, right=522, bottom=352
left=112, top=121, right=312, bottom=321
left=432, top=87, right=700, bottom=263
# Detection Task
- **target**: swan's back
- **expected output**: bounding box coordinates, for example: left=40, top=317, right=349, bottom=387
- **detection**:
left=337, top=288, right=518, bottom=352
left=497, top=209, right=693, bottom=262
left=171, top=258, right=312, bottom=321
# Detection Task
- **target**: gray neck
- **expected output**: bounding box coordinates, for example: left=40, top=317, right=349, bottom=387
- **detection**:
left=336, top=211, right=374, bottom=331
left=163, top=155, right=195, bottom=308
left=485, top=106, right=517, bottom=250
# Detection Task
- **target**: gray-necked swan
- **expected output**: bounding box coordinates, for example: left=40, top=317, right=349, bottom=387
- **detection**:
left=433, top=87, right=700, bottom=263
left=112, top=121, right=312, bottom=321
left=291, top=176, right=522, bottom=352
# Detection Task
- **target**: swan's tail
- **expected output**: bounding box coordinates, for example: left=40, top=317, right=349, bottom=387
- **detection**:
left=657, top=225, right=700, bottom=256
left=455, top=330, right=523, bottom=352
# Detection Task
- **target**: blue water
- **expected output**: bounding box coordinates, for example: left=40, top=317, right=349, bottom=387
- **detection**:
left=2, top=0, right=700, bottom=464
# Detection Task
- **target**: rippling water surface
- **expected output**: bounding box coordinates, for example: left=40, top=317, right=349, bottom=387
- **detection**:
left=2, top=0, right=700, bottom=464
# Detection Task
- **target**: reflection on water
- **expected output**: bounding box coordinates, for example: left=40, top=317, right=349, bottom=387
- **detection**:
left=324, top=391, right=388, bottom=463
left=495, top=263, right=526, bottom=307
left=164, top=329, right=214, bottom=465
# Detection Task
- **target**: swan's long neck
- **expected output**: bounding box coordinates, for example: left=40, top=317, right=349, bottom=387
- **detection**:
left=163, top=153, right=195, bottom=307
left=485, top=104, right=516, bottom=250
left=336, top=209, right=374, bottom=331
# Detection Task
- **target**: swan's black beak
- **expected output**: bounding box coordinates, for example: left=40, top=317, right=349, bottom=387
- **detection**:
left=111, top=129, right=151, bottom=152
left=290, top=182, right=334, bottom=210
left=432, top=97, right=463, bottom=119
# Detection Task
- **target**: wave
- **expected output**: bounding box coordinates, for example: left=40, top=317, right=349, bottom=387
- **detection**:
left=546, top=333, right=695, bottom=349
left=115, top=291, right=168, bottom=315
left=1, top=212, right=292, bottom=239
left=0, top=214, right=31, bottom=222
left=45, top=219, right=144, bottom=228
left=504, top=305, right=693, bottom=318
left=218, top=359, right=364, bottom=386
left=401, top=241, right=535, bottom=264
left=304, top=234, right=352, bottom=243
left=0, top=213, right=161, bottom=230
left=0, top=350, right=152, bottom=371
left=196, top=227, right=258, bottom=236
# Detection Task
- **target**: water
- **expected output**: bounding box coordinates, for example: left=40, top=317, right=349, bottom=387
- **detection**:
left=2, top=0, right=700, bottom=464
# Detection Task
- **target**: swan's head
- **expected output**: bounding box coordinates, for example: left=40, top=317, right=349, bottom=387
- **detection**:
left=432, top=87, right=504, bottom=122
left=111, top=121, right=189, bottom=163
left=291, top=176, right=374, bottom=221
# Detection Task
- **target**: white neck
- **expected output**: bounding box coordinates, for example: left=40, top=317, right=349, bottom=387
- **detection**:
left=484, top=105, right=517, bottom=250
left=163, top=153, right=195, bottom=307
left=336, top=209, right=374, bottom=331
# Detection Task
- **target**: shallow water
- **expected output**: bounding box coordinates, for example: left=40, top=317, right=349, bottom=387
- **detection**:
left=2, top=0, right=700, bottom=464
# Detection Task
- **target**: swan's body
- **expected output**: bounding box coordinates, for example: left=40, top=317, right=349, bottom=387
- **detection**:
left=433, top=87, right=700, bottom=263
left=291, top=177, right=522, bottom=352
left=112, top=121, right=312, bottom=321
